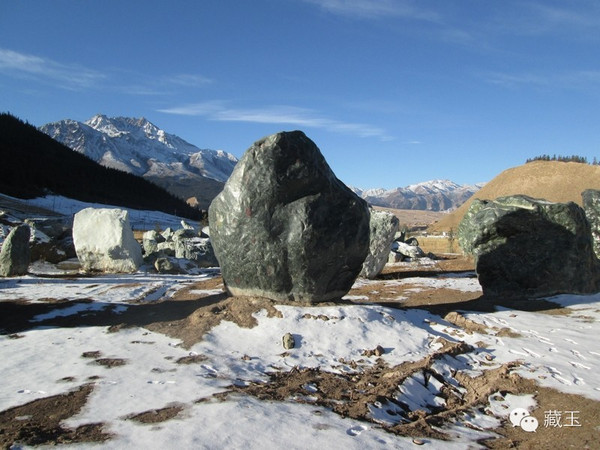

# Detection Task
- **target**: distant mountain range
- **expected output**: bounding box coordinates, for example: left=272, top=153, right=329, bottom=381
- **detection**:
left=351, top=180, right=485, bottom=211
left=40, top=114, right=481, bottom=212
left=40, top=115, right=238, bottom=209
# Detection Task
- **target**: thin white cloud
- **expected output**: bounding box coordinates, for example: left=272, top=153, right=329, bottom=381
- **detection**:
left=528, top=2, right=600, bottom=31
left=0, top=48, right=213, bottom=94
left=301, top=0, right=440, bottom=21
left=0, top=48, right=106, bottom=90
left=164, top=73, right=213, bottom=87
left=487, top=2, right=600, bottom=39
left=158, top=101, right=393, bottom=140
left=485, top=70, right=600, bottom=90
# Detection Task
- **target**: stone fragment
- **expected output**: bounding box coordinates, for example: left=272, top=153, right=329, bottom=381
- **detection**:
left=360, top=210, right=399, bottom=279
left=142, top=230, right=165, bottom=255
left=154, top=256, right=184, bottom=274
left=174, top=233, right=219, bottom=267
left=209, top=131, right=370, bottom=302
left=392, top=241, right=425, bottom=260
left=582, top=189, right=600, bottom=260
left=0, top=225, right=31, bottom=276
left=282, top=333, right=295, bottom=350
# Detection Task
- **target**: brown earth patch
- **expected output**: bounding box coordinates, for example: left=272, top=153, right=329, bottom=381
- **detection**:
left=125, top=404, right=185, bottom=424
left=224, top=350, right=599, bottom=449
left=0, top=384, right=111, bottom=448
left=175, top=354, right=208, bottom=365
left=93, top=358, right=127, bottom=368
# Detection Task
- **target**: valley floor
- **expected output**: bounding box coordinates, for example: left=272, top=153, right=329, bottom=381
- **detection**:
left=1, top=256, right=599, bottom=449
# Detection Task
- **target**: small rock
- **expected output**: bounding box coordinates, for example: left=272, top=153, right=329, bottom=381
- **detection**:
left=282, top=333, right=295, bottom=350
left=0, top=224, right=31, bottom=276
left=362, top=345, right=385, bottom=357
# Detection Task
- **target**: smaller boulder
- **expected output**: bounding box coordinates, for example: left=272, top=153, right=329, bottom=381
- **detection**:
left=0, top=225, right=31, bottom=276
left=73, top=208, right=143, bottom=273
left=174, top=235, right=218, bottom=268
left=392, top=241, right=425, bottom=259
left=582, top=189, right=600, bottom=260
left=161, top=227, right=175, bottom=241
left=154, top=256, right=183, bottom=274
left=360, top=210, right=399, bottom=279
left=142, top=230, right=165, bottom=256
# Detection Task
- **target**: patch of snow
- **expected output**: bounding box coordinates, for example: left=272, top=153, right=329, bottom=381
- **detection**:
left=20, top=194, right=195, bottom=231
left=1, top=270, right=599, bottom=447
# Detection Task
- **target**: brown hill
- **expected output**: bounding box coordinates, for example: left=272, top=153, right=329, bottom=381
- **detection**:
left=429, top=161, right=600, bottom=233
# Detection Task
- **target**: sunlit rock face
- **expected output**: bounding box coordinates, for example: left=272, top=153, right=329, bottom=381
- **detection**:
left=73, top=208, right=143, bottom=273
left=209, top=131, right=370, bottom=303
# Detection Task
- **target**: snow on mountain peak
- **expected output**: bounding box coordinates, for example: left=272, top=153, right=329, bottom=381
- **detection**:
left=40, top=114, right=238, bottom=184
left=352, top=179, right=483, bottom=211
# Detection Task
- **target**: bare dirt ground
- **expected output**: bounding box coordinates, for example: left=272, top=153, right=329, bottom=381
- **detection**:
left=372, top=206, right=446, bottom=229
left=1, top=256, right=598, bottom=449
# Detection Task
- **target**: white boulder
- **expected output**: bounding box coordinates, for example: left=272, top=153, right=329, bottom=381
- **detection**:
left=73, top=208, right=143, bottom=273
left=392, top=241, right=425, bottom=259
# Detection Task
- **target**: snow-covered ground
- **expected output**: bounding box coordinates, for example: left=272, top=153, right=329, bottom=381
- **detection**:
left=19, top=194, right=194, bottom=231
left=1, top=267, right=599, bottom=448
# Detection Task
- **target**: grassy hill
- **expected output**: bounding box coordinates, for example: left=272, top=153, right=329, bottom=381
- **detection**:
left=0, top=113, right=201, bottom=220
left=429, top=160, right=600, bottom=233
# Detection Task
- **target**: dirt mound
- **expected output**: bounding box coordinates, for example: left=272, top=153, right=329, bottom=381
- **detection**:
left=429, top=161, right=600, bottom=233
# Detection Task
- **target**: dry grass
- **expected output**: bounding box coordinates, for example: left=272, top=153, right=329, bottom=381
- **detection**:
left=429, top=161, right=600, bottom=233
left=372, top=206, right=445, bottom=228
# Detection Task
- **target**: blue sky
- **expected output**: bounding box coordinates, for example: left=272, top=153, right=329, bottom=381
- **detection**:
left=1, top=0, right=599, bottom=189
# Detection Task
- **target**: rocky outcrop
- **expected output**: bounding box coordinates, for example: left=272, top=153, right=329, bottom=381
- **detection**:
left=0, top=225, right=31, bottom=276
left=209, top=131, right=370, bottom=302
left=360, top=210, right=399, bottom=279
left=73, top=208, right=143, bottom=273
left=174, top=233, right=218, bottom=268
left=26, top=217, right=75, bottom=264
left=458, top=195, right=600, bottom=297
left=582, top=189, right=600, bottom=259
left=142, top=227, right=218, bottom=268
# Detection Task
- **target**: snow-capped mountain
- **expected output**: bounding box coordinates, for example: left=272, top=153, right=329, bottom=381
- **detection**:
left=351, top=179, right=484, bottom=211
left=40, top=115, right=238, bottom=208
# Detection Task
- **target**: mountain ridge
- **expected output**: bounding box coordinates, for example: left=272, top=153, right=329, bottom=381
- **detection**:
left=351, top=179, right=484, bottom=211
left=0, top=113, right=201, bottom=220
left=40, top=114, right=238, bottom=208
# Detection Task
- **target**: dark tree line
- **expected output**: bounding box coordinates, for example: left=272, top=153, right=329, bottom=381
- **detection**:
left=526, top=154, right=599, bottom=165
left=0, top=112, right=202, bottom=220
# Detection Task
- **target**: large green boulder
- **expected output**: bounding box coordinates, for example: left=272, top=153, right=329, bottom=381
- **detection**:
left=209, top=131, right=370, bottom=302
left=458, top=195, right=600, bottom=297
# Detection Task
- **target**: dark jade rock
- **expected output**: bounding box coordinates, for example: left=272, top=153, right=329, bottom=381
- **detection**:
left=208, top=131, right=370, bottom=302
left=458, top=195, right=600, bottom=297
left=582, top=189, right=600, bottom=260
left=0, top=225, right=31, bottom=276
